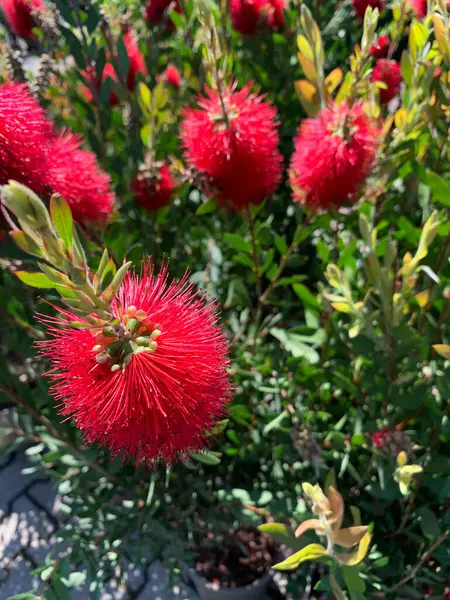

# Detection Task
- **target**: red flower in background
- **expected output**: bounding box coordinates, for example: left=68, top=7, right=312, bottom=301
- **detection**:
left=372, top=59, right=402, bottom=104
left=181, top=83, right=282, bottom=210
left=0, top=82, right=53, bottom=195
left=352, top=0, right=384, bottom=19
left=39, top=262, right=231, bottom=465
left=47, top=132, right=115, bottom=226
left=230, top=0, right=285, bottom=35
left=409, top=0, right=427, bottom=19
left=372, top=427, right=412, bottom=456
left=161, top=64, right=181, bottom=88
left=133, top=163, right=176, bottom=212
left=289, top=102, right=379, bottom=211
left=370, top=35, right=390, bottom=58
left=82, top=30, right=146, bottom=106
left=230, top=0, right=266, bottom=35
left=267, top=0, right=285, bottom=29
left=0, top=0, right=45, bottom=37
left=145, top=0, right=181, bottom=29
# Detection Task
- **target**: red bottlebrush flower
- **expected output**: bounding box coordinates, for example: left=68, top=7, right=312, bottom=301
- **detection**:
left=352, top=0, right=384, bottom=19
left=133, top=163, right=176, bottom=212
left=145, top=0, right=181, bottom=29
left=230, top=0, right=284, bottom=35
left=289, top=102, right=379, bottom=211
left=0, top=0, right=45, bottom=38
left=370, top=35, right=390, bottom=58
left=82, top=31, right=146, bottom=106
left=410, top=0, right=427, bottom=19
left=181, top=83, right=282, bottom=210
left=47, top=132, right=115, bottom=226
left=266, top=0, right=285, bottom=29
left=372, top=427, right=412, bottom=456
left=230, top=0, right=266, bottom=35
left=122, top=30, right=147, bottom=92
left=0, top=82, right=53, bottom=195
left=161, top=64, right=182, bottom=88
left=372, top=59, right=402, bottom=104
left=39, top=262, right=231, bottom=465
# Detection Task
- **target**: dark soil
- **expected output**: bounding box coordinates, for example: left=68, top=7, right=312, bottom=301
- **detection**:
left=194, top=525, right=279, bottom=589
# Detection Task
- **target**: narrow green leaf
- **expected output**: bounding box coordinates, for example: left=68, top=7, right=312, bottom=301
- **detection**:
left=273, top=543, right=327, bottom=571
left=224, top=233, right=252, bottom=254
left=50, top=194, right=73, bottom=251
left=196, top=197, right=217, bottom=215
left=293, top=283, right=320, bottom=309
left=191, top=450, right=222, bottom=465
left=15, top=271, right=60, bottom=289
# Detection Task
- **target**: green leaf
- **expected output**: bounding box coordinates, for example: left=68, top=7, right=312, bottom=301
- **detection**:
left=273, top=543, right=327, bottom=570
left=263, top=410, right=288, bottom=435
left=270, top=328, right=320, bottom=363
left=417, top=506, right=440, bottom=539
left=9, top=230, right=44, bottom=258
left=60, top=571, right=87, bottom=588
left=116, top=33, right=130, bottom=80
left=7, top=594, right=40, bottom=600
left=15, top=271, right=61, bottom=289
left=293, top=283, right=320, bottom=309
left=196, top=197, right=217, bottom=215
left=191, top=450, right=222, bottom=465
left=425, top=170, right=450, bottom=206
left=50, top=194, right=73, bottom=251
left=224, top=233, right=252, bottom=254
left=342, top=565, right=366, bottom=594
left=275, top=235, right=288, bottom=255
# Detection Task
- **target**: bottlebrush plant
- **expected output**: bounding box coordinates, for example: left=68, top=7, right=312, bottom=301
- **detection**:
left=0, top=0, right=449, bottom=598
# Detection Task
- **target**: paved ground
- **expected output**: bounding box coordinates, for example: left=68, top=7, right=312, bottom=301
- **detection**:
left=0, top=451, right=197, bottom=600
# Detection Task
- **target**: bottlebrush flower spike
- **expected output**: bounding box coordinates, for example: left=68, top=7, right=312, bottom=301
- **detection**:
left=39, top=261, right=231, bottom=465
left=47, top=131, right=115, bottom=226
left=230, top=0, right=266, bottom=35
left=372, top=59, right=402, bottom=104
left=409, top=0, right=427, bottom=19
left=370, top=35, right=390, bottom=58
left=0, top=82, right=53, bottom=195
left=230, top=0, right=285, bottom=35
left=82, top=30, right=146, bottom=106
left=181, top=83, right=282, bottom=210
left=372, top=427, right=412, bottom=456
left=0, top=0, right=45, bottom=38
left=161, top=64, right=181, bottom=88
left=145, top=0, right=181, bottom=29
left=122, top=29, right=147, bottom=92
left=289, top=102, right=379, bottom=211
left=133, top=163, right=176, bottom=212
left=352, top=0, right=384, bottom=19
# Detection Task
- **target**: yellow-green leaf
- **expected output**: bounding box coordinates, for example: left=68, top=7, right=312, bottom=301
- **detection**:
left=325, top=68, right=343, bottom=95
left=298, top=53, right=317, bottom=83
left=331, top=302, right=352, bottom=313
left=272, top=543, right=327, bottom=571
left=337, top=532, right=371, bottom=566
left=297, top=34, right=314, bottom=60
left=294, top=80, right=321, bottom=117
left=50, top=194, right=73, bottom=252
left=433, top=344, right=450, bottom=359
left=15, top=271, right=60, bottom=289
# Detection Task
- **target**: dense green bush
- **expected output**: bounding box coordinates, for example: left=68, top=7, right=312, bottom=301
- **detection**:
left=0, top=0, right=449, bottom=598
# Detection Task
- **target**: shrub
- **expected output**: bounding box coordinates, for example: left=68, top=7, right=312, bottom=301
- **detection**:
left=0, top=0, right=449, bottom=598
